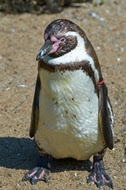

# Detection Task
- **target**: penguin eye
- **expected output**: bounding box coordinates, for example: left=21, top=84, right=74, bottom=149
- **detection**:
left=60, top=37, right=66, bottom=42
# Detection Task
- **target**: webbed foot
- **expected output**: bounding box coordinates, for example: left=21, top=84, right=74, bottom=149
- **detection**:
left=22, top=153, right=50, bottom=185
left=22, top=166, right=50, bottom=184
left=87, top=156, right=113, bottom=189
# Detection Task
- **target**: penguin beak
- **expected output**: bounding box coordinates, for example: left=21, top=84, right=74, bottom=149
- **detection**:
left=36, top=39, right=53, bottom=61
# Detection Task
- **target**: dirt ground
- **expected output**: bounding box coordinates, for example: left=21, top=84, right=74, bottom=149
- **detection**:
left=0, top=0, right=126, bottom=190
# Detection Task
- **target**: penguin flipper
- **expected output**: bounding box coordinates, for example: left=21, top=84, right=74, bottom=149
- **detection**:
left=98, top=83, right=114, bottom=150
left=29, top=75, right=41, bottom=138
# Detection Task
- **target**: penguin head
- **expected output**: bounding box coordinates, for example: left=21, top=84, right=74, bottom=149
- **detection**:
left=36, top=19, right=86, bottom=60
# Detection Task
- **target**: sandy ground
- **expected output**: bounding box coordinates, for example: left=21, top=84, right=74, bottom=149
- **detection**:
left=0, top=0, right=126, bottom=189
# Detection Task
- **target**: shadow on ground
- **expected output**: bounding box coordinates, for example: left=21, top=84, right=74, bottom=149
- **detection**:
left=0, top=137, right=38, bottom=170
left=0, top=137, right=92, bottom=172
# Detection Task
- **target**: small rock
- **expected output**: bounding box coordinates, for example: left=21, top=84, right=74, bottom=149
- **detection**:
left=74, top=172, right=77, bottom=177
left=105, top=9, right=110, bottom=14
left=114, top=101, right=118, bottom=105
left=6, top=87, right=11, bottom=91
left=119, top=47, right=124, bottom=51
left=79, top=181, right=84, bottom=185
left=113, top=175, right=117, bottom=179
left=122, top=159, right=126, bottom=163
left=89, top=12, right=105, bottom=21
left=16, top=183, right=20, bottom=187
left=97, top=46, right=100, bottom=50
left=17, top=82, right=27, bottom=88
left=117, top=58, right=121, bottom=62
left=83, top=18, right=87, bottom=23
left=10, top=28, right=15, bottom=33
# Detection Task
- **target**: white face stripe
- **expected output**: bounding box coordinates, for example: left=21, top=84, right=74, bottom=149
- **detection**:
left=44, top=31, right=99, bottom=81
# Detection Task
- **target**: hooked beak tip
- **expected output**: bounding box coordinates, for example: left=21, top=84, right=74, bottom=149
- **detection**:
left=36, top=54, right=40, bottom=61
left=36, top=39, right=54, bottom=61
left=36, top=51, right=44, bottom=61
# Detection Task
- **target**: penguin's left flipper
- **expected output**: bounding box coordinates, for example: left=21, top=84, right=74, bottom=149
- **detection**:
left=87, top=82, right=114, bottom=189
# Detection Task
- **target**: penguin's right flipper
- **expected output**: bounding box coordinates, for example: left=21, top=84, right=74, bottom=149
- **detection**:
left=29, top=74, right=41, bottom=138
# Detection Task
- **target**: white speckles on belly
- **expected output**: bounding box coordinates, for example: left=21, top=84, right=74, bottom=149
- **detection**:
left=35, top=69, right=104, bottom=160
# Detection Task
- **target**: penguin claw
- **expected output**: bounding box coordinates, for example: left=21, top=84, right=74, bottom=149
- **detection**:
left=22, top=167, right=39, bottom=181
left=87, top=156, right=113, bottom=189
left=22, top=167, right=50, bottom=184
left=87, top=170, right=113, bottom=189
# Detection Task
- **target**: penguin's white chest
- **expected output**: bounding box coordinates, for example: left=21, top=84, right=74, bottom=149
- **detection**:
left=35, top=69, right=104, bottom=160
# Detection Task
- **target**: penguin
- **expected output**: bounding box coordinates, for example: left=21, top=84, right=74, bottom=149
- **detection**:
left=23, top=19, right=114, bottom=189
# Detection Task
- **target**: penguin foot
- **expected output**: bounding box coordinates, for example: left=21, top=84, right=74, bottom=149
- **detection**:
left=87, top=156, right=113, bottom=189
left=22, top=153, right=50, bottom=184
left=22, top=167, right=50, bottom=184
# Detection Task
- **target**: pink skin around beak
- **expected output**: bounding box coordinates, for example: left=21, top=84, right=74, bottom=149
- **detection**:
left=49, top=36, right=61, bottom=54
left=36, top=35, right=62, bottom=61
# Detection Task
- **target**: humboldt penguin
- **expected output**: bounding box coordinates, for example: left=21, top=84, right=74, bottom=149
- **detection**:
left=23, top=19, right=114, bottom=189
